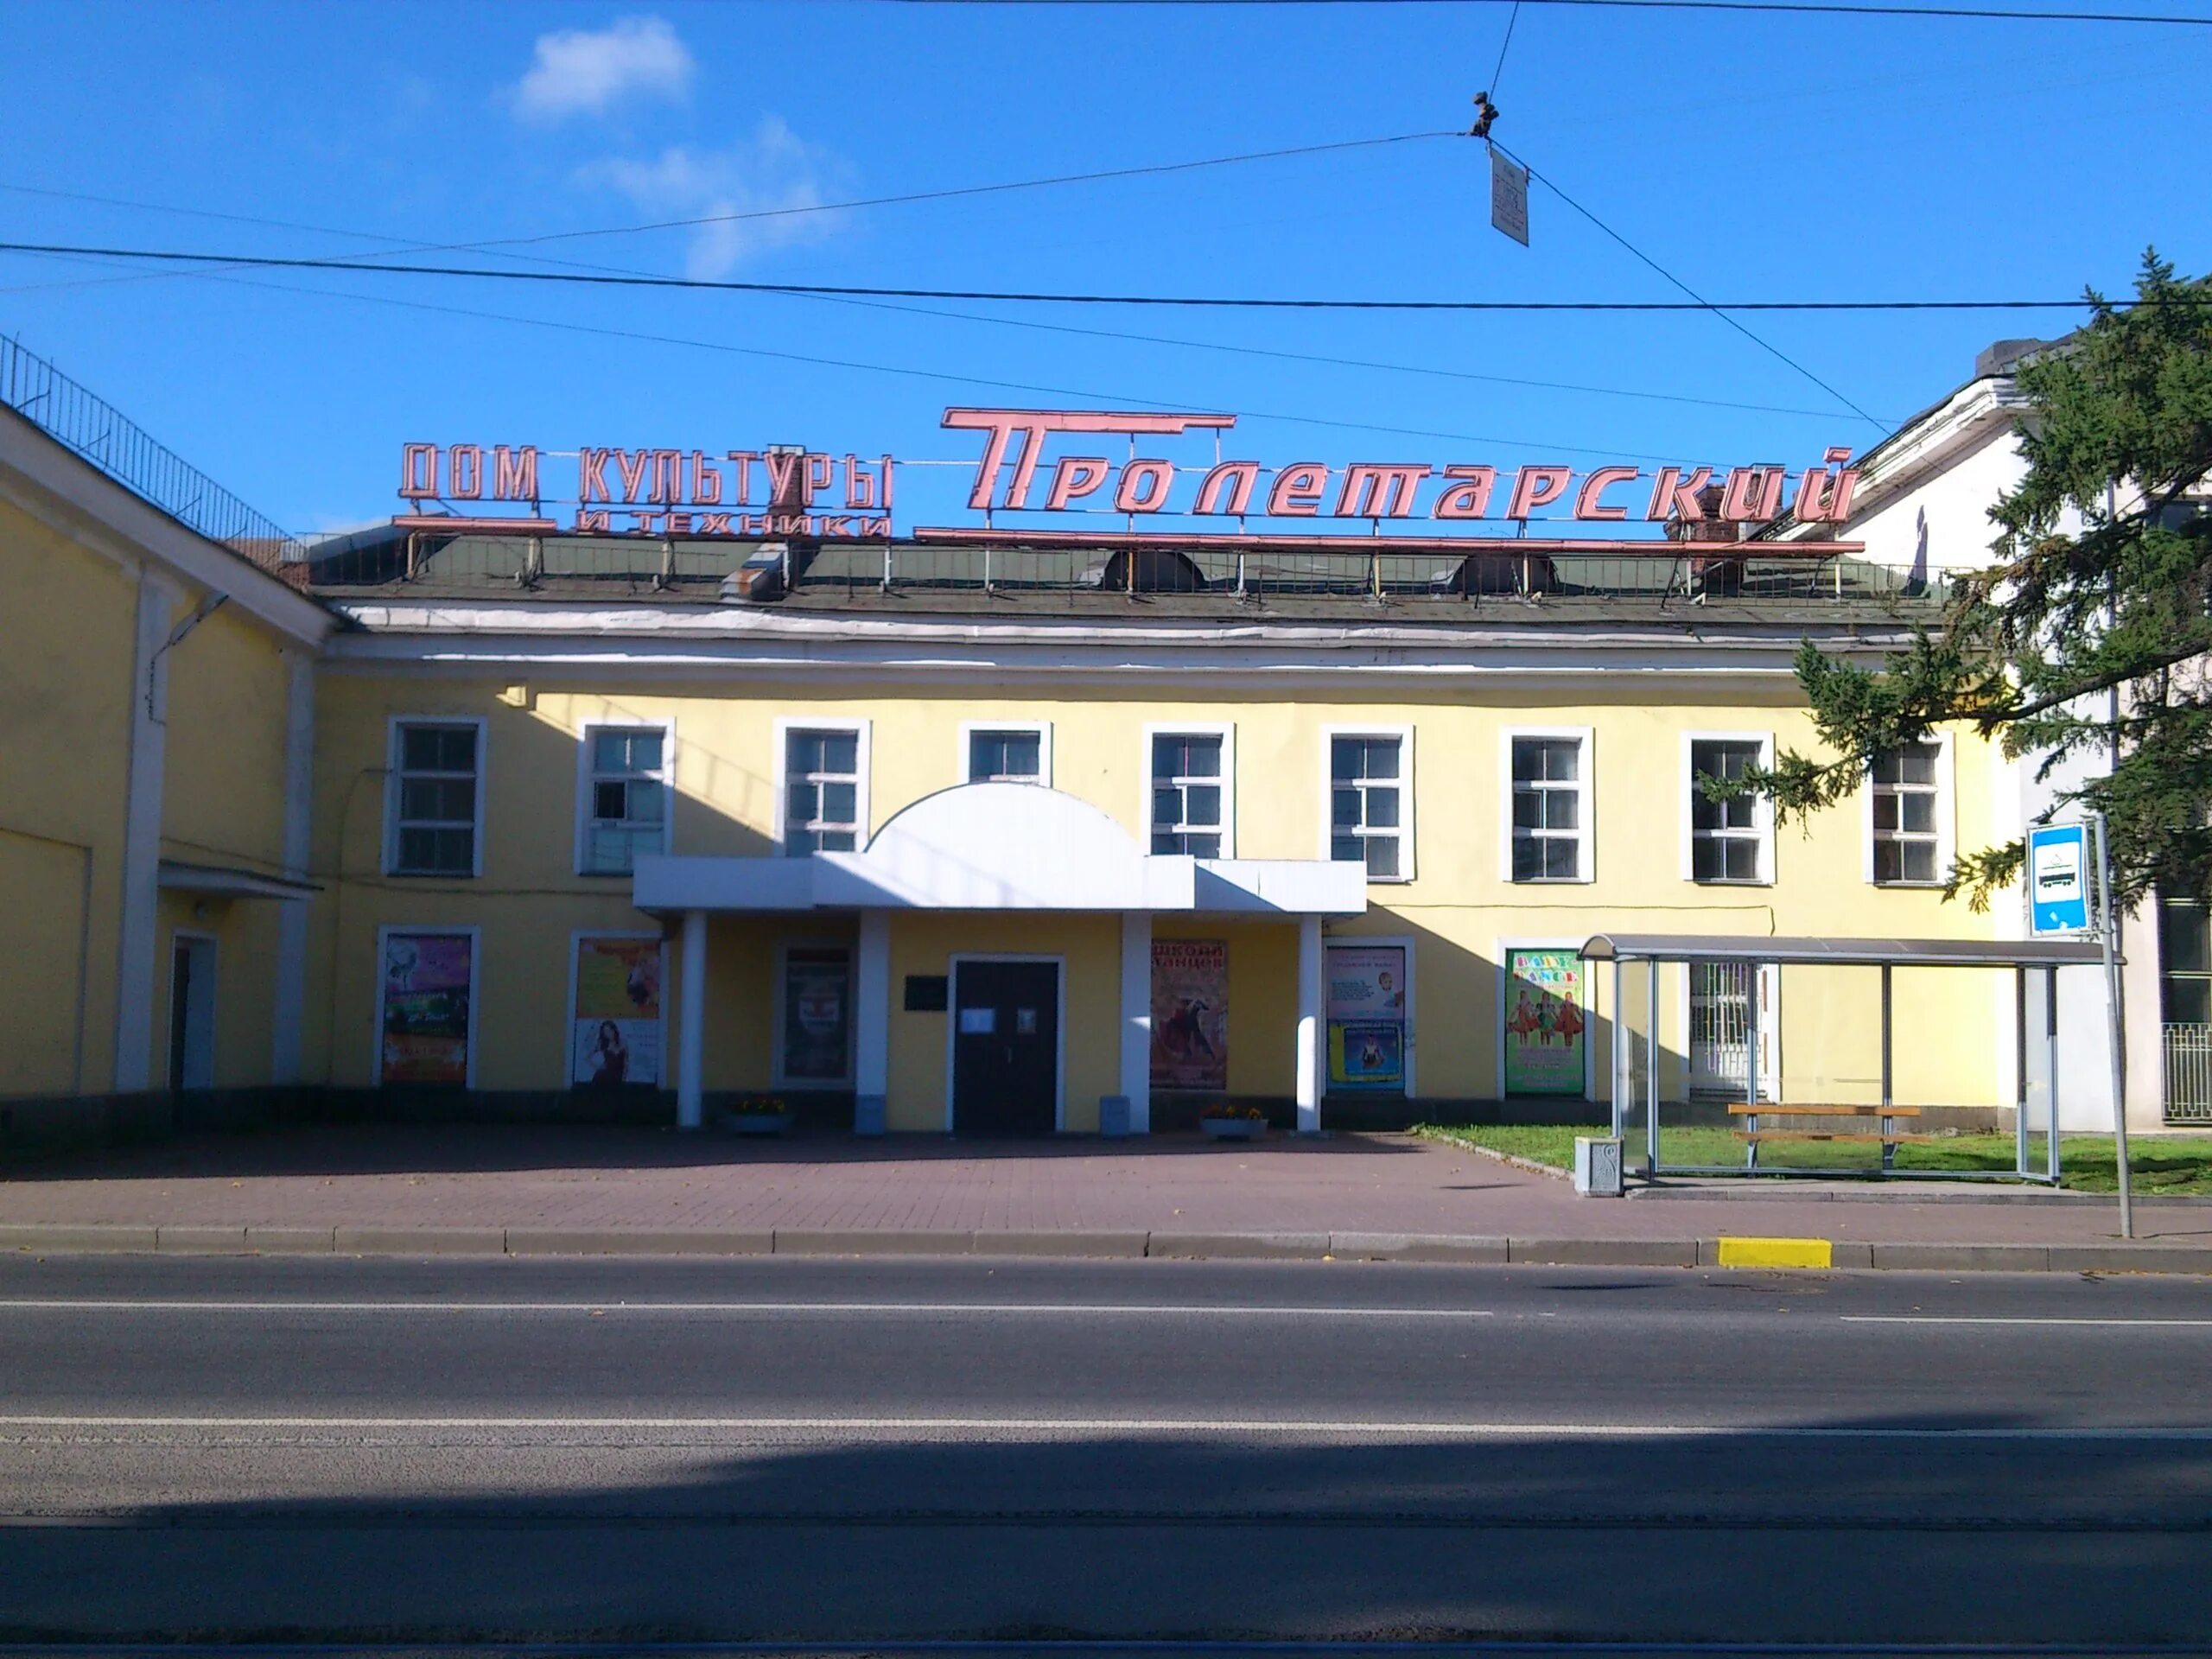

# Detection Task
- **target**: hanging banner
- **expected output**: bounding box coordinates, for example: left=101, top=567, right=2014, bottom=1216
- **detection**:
left=1490, top=149, right=1530, bottom=246
left=1503, top=947, right=1586, bottom=1096
left=571, top=935, right=664, bottom=1089
left=1326, top=944, right=1407, bottom=1091
left=1151, top=938, right=1229, bottom=1090
left=378, top=931, right=474, bottom=1085
left=782, top=947, right=854, bottom=1083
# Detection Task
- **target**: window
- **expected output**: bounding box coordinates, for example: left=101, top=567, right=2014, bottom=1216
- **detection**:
left=780, top=723, right=866, bottom=854
left=577, top=724, right=671, bottom=874
left=1506, top=732, right=1590, bottom=882
left=1870, top=740, right=1944, bottom=884
left=2160, top=899, right=2212, bottom=1026
left=1327, top=729, right=1411, bottom=880
left=1147, top=728, right=1230, bottom=856
left=963, top=722, right=1050, bottom=785
left=1688, top=736, right=1770, bottom=884
left=388, top=720, right=481, bottom=877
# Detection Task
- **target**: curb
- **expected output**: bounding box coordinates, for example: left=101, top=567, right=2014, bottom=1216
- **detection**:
left=1, top=1224, right=2208, bottom=1276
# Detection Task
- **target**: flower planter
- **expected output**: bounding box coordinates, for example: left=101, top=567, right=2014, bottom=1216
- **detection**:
left=721, top=1111, right=793, bottom=1136
left=1200, top=1117, right=1266, bottom=1141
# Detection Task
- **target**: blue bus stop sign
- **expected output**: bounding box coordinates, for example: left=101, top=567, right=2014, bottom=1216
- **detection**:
left=2029, top=823, right=2092, bottom=935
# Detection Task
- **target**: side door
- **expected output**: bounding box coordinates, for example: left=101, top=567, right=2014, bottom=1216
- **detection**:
left=951, top=959, right=1060, bottom=1133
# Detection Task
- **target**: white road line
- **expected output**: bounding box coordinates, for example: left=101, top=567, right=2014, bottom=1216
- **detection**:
left=0, top=1414, right=2208, bottom=1440
left=1842, top=1315, right=2212, bottom=1328
left=0, top=1300, right=1496, bottom=1318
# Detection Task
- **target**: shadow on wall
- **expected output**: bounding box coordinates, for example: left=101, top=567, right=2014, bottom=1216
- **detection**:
left=10, top=1425, right=2208, bottom=1643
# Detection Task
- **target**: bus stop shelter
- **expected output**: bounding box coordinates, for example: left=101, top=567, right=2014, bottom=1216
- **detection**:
left=1580, top=933, right=2108, bottom=1182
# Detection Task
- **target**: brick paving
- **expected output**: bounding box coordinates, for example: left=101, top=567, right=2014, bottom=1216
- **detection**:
left=2, top=1124, right=2205, bottom=1247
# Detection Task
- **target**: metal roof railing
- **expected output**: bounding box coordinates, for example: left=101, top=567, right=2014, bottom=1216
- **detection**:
left=0, top=335, right=304, bottom=571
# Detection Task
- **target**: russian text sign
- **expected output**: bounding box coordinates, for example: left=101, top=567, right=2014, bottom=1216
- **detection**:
left=2029, top=822, right=2091, bottom=935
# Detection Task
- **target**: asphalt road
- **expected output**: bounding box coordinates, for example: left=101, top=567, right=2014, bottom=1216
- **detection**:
left=2, top=1253, right=2210, bottom=1653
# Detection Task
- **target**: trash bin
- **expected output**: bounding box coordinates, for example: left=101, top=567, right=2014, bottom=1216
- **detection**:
left=1573, top=1135, right=1624, bottom=1198
left=1098, top=1095, right=1132, bottom=1138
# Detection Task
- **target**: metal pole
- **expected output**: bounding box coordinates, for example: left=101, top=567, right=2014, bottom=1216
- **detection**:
left=2047, top=965, right=2062, bottom=1186
left=1646, top=957, right=1661, bottom=1177
left=1880, top=961, right=1895, bottom=1173
left=2094, top=811, right=2134, bottom=1236
left=1745, top=961, right=1761, bottom=1171
left=1610, top=957, right=1625, bottom=1141
left=2015, top=964, right=2028, bottom=1179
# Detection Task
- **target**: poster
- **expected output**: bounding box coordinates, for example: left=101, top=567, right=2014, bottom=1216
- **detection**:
left=1326, top=944, right=1406, bottom=1090
left=571, top=935, right=663, bottom=1089
left=379, top=931, right=474, bottom=1084
left=1150, top=938, right=1228, bottom=1090
left=782, top=948, right=852, bottom=1083
left=1503, top=947, right=1586, bottom=1096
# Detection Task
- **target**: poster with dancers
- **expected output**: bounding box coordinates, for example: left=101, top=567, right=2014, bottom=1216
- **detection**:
left=1503, top=947, right=1585, bottom=1095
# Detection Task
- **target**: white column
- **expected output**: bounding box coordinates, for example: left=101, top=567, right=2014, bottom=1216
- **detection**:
left=1295, top=914, right=1324, bottom=1134
left=113, top=570, right=175, bottom=1092
left=855, top=909, right=891, bottom=1106
left=677, top=909, right=708, bottom=1129
left=270, top=649, right=315, bottom=1084
left=1120, top=911, right=1152, bottom=1134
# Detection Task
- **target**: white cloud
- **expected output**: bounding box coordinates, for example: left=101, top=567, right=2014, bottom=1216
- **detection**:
left=515, top=16, right=693, bottom=122
left=581, top=117, right=850, bottom=277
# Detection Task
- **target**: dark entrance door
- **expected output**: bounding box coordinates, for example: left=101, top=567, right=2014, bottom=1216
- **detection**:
left=951, top=958, right=1060, bottom=1134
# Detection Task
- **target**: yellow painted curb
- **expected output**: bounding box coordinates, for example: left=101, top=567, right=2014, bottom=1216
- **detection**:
left=1715, top=1236, right=1834, bottom=1270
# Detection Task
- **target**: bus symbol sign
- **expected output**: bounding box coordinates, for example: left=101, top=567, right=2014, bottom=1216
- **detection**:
left=2029, top=823, right=2091, bottom=935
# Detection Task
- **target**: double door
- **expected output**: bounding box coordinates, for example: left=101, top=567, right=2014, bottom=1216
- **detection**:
left=1688, top=960, right=1779, bottom=1100
left=951, top=958, right=1061, bottom=1134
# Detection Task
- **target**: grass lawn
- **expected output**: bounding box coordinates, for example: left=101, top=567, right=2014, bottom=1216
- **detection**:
left=1413, top=1123, right=2212, bottom=1194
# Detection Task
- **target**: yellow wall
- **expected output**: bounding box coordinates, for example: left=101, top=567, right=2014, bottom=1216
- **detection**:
left=306, top=672, right=2016, bottom=1114
left=0, top=507, right=134, bottom=1096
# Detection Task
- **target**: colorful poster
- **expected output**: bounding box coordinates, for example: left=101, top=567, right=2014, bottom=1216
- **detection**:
left=1503, top=947, right=1586, bottom=1096
left=1151, top=938, right=1228, bottom=1090
left=379, top=931, right=474, bottom=1084
left=572, top=935, right=663, bottom=1089
left=1326, top=944, right=1407, bottom=1090
left=782, top=948, right=852, bottom=1083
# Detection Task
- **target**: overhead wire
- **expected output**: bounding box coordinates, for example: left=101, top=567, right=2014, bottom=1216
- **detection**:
left=0, top=239, right=2163, bottom=311
left=871, top=0, right=2212, bottom=26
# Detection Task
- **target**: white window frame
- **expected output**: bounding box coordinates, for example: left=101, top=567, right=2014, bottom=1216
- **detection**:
left=1863, top=730, right=1955, bottom=887
left=1681, top=731, right=1776, bottom=887
left=1319, top=723, right=1415, bottom=884
left=958, top=719, right=1053, bottom=786
left=773, top=937, right=858, bottom=1089
left=372, top=923, right=481, bottom=1090
left=1500, top=727, right=1594, bottom=885
left=1141, top=721, right=1236, bottom=858
left=384, top=715, right=487, bottom=879
left=573, top=718, right=677, bottom=876
left=562, top=929, right=670, bottom=1090
left=774, top=716, right=872, bottom=855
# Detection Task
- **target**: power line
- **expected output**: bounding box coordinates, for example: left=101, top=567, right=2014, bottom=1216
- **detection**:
left=1490, top=141, right=1880, bottom=424
left=0, top=186, right=1880, bottom=419
left=0, top=239, right=2159, bottom=311
left=1488, top=1, right=1526, bottom=95
left=873, top=0, right=2212, bottom=25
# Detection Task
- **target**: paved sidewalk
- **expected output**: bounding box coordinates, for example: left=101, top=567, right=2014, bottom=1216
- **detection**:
left=2, top=1125, right=2206, bottom=1272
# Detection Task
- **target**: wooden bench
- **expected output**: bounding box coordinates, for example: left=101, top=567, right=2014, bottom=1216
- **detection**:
left=1729, top=1103, right=1929, bottom=1172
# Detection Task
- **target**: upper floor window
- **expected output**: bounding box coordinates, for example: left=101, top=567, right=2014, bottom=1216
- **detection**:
left=577, top=723, right=671, bottom=875
left=1148, top=728, right=1229, bottom=856
left=1870, top=740, right=1946, bottom=885
left=781, top=722, right=866, bottom=855
left=1687, top=735, right=1771, bottom=885
left=1506, top=731, right=1590, bottom=882
left=1328, top=728, right=1412, bottom=881
left=388, top=719, right=481, bottom=878
left=964, top=722, right=1050, bottom=785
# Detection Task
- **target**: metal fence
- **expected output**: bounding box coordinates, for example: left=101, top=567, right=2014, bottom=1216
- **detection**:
left=2163, top=1023, right=2212, bottom=1123
left=0, top=335, right=303, bottom=571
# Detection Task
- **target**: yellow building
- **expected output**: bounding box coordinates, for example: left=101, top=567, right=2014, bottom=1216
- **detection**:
left=0, top=348, right=2043, bottom=1144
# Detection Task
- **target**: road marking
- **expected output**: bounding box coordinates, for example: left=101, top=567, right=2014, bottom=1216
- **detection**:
left=1842, top=1315, right=2212, bottom=1328
left=3, top=1414, right=2209, bottom=1440
left=1714, top=1237, right=1833, bottom=1270
left=0, top=1299, right=1497, bottom=1319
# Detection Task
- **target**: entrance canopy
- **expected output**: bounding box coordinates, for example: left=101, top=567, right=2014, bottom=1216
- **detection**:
left=635, top=781, right=1367, bottom=916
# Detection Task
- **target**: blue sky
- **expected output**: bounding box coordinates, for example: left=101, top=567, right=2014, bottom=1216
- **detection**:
left=1, top=0, right=2207, bottom=535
